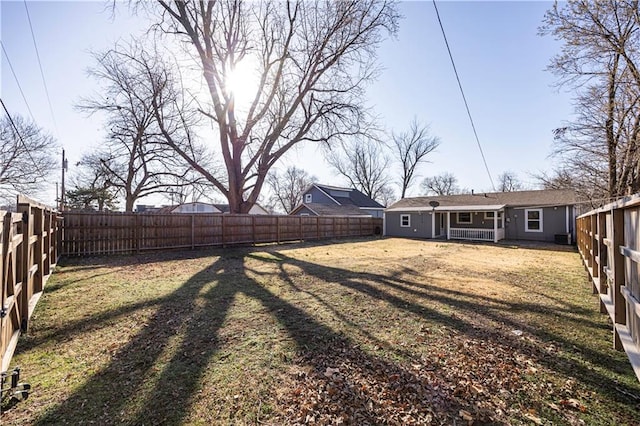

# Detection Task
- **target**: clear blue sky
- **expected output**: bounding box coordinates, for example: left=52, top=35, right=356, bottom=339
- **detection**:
left=1, top=1, right=573, bottom=206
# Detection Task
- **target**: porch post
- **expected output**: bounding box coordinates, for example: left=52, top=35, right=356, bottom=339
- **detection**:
left=431, top=212, right=435, bottom=238
left=446, top=211, right=451, bottom=240
left=493, top=210, right=498, bottom=243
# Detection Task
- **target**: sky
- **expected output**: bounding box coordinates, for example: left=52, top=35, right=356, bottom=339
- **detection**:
left=1, top=1, right=574, bottom=208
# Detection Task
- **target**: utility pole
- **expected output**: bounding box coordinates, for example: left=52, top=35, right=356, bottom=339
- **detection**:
left=60, top=149, right=68, bottom=211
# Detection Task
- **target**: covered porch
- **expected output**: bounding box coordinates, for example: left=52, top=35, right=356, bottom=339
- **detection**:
left=443, top=205, right=506, bottom=243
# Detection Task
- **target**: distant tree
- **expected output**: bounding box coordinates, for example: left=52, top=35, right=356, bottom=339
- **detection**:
left=266, top=166, right=317, bottom=214
left=534, top=165, right=606, bottom=208
left=0, top=114, right=57, bottom=201
left=497, top=171, right=523, bottom=192
left=540, top=1, right=640, bottom=200
left=79, top=43, right=205, bottom=212
left=377, top=185, right=397, bottom=207
left=139, top=1, right=399, bottom=213
left=66, top=186, right=118, bottom=211
left=391, top=118, right=440, bottom=198
left=162, top=171, right=219, bottom=206
left=421, top=173, right=459, bottom=196
left=67, top=152, right=119, bottom=211
left=326, top=139, right=392, bottom=204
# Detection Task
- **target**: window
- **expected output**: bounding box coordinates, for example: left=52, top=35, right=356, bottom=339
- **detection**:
left=457, top=212, right=472, bottom=224
left=400, top=214, right=410, bottom=227
left=525, top=209, right=543, bottom=232
left=304, top=193, right=312, bottom=203
left=484, top=211, right=502, bottom=220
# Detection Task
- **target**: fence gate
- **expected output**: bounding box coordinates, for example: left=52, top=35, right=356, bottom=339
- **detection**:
left=1, top=196, right=61, bottom=373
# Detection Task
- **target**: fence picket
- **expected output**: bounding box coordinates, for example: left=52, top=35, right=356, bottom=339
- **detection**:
left=60, top=212, right=382, bottom=256
left=578, top=195, right=640, bottom=381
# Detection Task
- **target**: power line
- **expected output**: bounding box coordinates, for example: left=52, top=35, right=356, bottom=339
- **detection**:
left=1, top=41, right=37, bottom=123
left=0, top=98, right=41, bottom=171
left=432, top=0, right=496, bottom=192
left=23, top=0, right=59, bottom=135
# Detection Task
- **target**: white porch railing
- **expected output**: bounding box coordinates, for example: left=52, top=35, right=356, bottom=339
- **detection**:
left=449, top=227, right=502, bottom=242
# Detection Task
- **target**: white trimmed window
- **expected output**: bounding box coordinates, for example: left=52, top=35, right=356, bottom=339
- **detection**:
left=525, top=209, right=543, bottom=232
left=304, top=193, right=312, bottom=203
left=457, top=212, right=472, bottom=224
left=400, top=214, right=410, bottom=227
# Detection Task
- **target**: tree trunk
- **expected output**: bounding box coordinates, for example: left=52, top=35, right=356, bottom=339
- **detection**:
left=125, top=195, right=135, bottom=213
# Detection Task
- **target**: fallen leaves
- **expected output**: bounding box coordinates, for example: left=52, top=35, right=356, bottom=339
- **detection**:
left=560, top=398, right=587, bottom=412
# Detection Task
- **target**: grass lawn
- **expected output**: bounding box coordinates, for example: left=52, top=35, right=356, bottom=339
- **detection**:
left=2, top=237, right=639, bottom=425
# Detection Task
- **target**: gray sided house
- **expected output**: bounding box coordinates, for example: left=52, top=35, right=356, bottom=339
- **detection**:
left=290, top=184, right=385, bottom=217
left=385, top=189, right=578, bottom=243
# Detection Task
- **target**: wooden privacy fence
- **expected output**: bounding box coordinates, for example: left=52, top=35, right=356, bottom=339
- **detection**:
left=1, top=196, right=61, bottom=372
left=577, top=194, right=640, bottom=381
left=61, top=212, right=383, bottom=256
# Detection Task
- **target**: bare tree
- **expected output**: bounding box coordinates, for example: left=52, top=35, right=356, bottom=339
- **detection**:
left=540, top=1, right=640, bottom=201
left=421, top=172, right=459, bottom=196
left=266, top=166, right=317, bottom=214
left=376, top=185, right=397, bottom=207
left=0, top=114, right=57, bottom=202
left=497, top=171, right=522, bottom=192
left=79, top=44, right=208, bottom=211
left=143, top=1, right=399, bottom=213
left=392, top=118, right=440, bottom=198
left=162, top=171, right=219, bottom=206
left=326, top=139, right=392, bottom=203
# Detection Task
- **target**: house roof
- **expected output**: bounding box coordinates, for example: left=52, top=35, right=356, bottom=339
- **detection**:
left=292, top=203, right=371, bottom=216
left=314, top=184, right=384, bottom=209
left=386, top=189, right=578, bottom=211
left=212, top=204, right=230, bottom=213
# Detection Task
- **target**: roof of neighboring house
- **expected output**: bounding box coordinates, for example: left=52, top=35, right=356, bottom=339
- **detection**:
left=154, top=205, right=175, bottom=214
left=386, top=189, right=578, bottom=211
left=213, top=203, right=270, bottom=214
left=291, top=203, right=371, bottom=216
left=212, top=204, right=230, bottom=213
left=313, top=184, right=384, bottom=209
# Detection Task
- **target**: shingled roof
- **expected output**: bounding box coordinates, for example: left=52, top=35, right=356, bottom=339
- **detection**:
left=292, top=203, right=370, bottom=216
left=387, top=189, right=578, bottom=211
left=314, top=184, right=384, bottom=209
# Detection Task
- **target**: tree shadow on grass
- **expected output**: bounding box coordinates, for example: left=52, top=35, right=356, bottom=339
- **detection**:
left=33, top=249, right=458, bottom=425
left=266, top=251, right=640, bottom=407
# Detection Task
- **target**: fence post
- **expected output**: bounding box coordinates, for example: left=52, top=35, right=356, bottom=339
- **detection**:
left=276, top=216, right=280, bottom=244
left=33, top=207, right=44, bottom=293
left=221, top=215, right=226, bottom=247
left=18, top=202, right=30, bottom=332
left=590, top=214, right=598, bottom=291
left=597, top=211, right=608, bottom=297
left=252, top=215, right=256, bottom=244
left=299, top=215, right=303, bottom=241
left=191, top=214, right=195, bottom=250
left=316, top=217, right=320, bottom=240
left=612, top=207, right=626, bottom=350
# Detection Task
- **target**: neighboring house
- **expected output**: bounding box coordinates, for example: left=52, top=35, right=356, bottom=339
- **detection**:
left=385, top=189, right=579, bottom=243
left=135, top=204, right=162, bottom=213
left=159, top=202, right=269, bottom=215
left=290, top=184, right=385, bottom=217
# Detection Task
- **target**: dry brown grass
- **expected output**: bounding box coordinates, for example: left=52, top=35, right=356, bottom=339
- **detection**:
left=2, top=237, right=639, bottom=425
